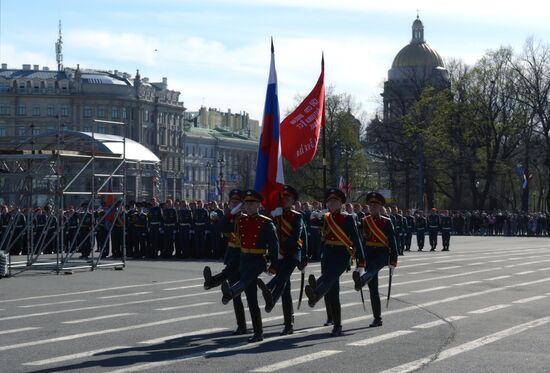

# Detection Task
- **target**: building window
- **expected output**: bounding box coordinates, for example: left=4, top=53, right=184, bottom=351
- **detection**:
left=97, top=125, right=106, bottom=134
left=111, top=106, right=119, bottom=119
left=0, top=127, right=5, bottom=136
left=97, top=106, right=105, bottom=118
left=32, top=128, right=40, bottom=136
left=144, top=110, right=149, bottom=122
left=84, top=106, right=92, bottom=118
left=0, top=104, right=9, bottom=115
left=17, top=104, right=26, bottom=116
left=122, top=107, right=127, bottom=119
left=47, top=105, right=55, bottom=117
left=112, top=126, right=120, bottom=136
left=83, top=126, right=92, bottom=132
left=32, top=106, right=40, bottom=116
left=60, top=105, right=69, bottom=117
left=18, top=127, right=27, bottom=136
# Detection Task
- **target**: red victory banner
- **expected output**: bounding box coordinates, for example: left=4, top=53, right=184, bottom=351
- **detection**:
left=281, top=55, right=325, bottom=170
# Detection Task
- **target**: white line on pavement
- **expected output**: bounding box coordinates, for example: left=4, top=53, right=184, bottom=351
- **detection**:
left=138, top=327, right=229, bottom=345
left=18, top=299, right=86, bottom=308
left=97, top=292, right=152, bottom=299
left=515, top=270, right=535, bottom=275
left=454, top=280, right=482, bottom=286
left=250, top=350, right=342, bottom=372
left=468, top=305, right=511, bottom=314
left=413, top=316, right=467, bottom=329
left=22, top=346, right=133, bottom=366
left=0, top=327, right=41, bottom=336
left=512, top=295, right=547, bottom=304
left=347, top=330, right=415, bottom=346
left=379, top=316, right=550, bottom=373
left=411, top=286, right=450, bottom=293
left=0, top=311, right=231, bottom=352
left=312, top=302, right=361, bottom=312
left=155, top=301, right=215, bottom=311
left=163, top=284, right=204, bottom=291
left=486, top=275, right=512, bottom=281
left=62, top=313, right=136, bottom=324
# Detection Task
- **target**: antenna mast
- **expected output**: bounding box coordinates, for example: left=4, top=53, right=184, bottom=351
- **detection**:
left=55, top=20, right=63, bottom=71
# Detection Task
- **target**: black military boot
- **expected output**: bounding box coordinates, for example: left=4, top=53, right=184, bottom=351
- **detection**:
left=353, top=271, right=373, bottom=291
left=305, top=285, right=318, bottom=307
left=369, top=318, right=383, bottom=327
left=248, top=308, right=263, bottom=343
left=233, top=296, right=248, bottom=335
left=308, top=274, right=316, bottom=289
left=323, top=299, right=333, bottom=326
left=257, top=279, right=275, bottom=313
left=330, top=304, right=342, bottom=337
left=221, top=281, right=245, bottom=305
left=204, top=266, right=227, bottom=290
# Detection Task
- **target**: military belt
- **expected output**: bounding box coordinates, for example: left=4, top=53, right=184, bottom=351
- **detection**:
left=228, top=243, right=239, bottom=249
left=324, top=239, right=348, bottom=247
left=165, top=223, right=176, bottom=227
left=241, top=247, right=266, bottom=255
left=180, top=223, right=191, bottom=227
left=150, top=222, right=161, bottom=225
left=429, top=225, right=438, bottom=228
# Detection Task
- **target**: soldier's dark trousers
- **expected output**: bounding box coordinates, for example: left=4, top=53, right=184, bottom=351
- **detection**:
left=309, top=228, right=322, bottom=260
left=148, top=225, right=161, bottom=258
left=429, top=229, right=438, bottom=249
left=162, top=225, right=176, bottom=257
left=136, top=228, right=147, bottom=258
left=365, top=248, right=388, bottom=321
left=416, top=231, right=425, bottom=250
left=79, top=230, right=92, bottom=257
left=96, top=228, right=110, bottom=257
left=267, top=257, right=298, bottom=306
left=112, top=228, right=123, bottom=257
left=236, top=255, right=266, bottom=337
left=193, top=226, right=206, bottom=258
left=405, top=233, right=412, bottom=250
left=442, top=230, right=451, bottom=250
left=176, top=225, right=192, bottom=258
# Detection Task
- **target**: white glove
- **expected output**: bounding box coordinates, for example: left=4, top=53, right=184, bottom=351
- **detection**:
left=270, top=207, right=283, bottom=217
left=230, top=203, right=242, bottom=215
left=355, top=267, right=365, bottom=277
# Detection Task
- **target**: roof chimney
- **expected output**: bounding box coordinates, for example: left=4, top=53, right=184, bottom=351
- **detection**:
left=42, top=66, right=50, bottom=71
left=23, top=64, right=31, bottom=70
left=1, top=63, right=6, bottom=69
left=33, top=65, right=39, bottom=71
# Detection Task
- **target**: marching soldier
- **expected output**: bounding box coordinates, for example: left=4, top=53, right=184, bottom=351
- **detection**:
left=193, top=200, right=209, bottom=258
left=220, top=190, right=279, bottom=343
left=440, top=209, right=453, bottom=251
left=305, top=188, right=366, bottom=337
left=428, top=208, right=440, bottom=251
left=415, top=210, right=427, bottom=251
left=353, top=192, right=398, bottom=328
left=162, top=199, right=178, bottom=258
left=147, top=197, right=163, bottom=258
left=403, top=209, right=415, bottom=251
left=79, top=203, right=93, bottom=258
left=176, top=200, right=193, bottom=258
left=203, top=189, right=247, bottom=335
left=257, top=185, right=307, bottom=335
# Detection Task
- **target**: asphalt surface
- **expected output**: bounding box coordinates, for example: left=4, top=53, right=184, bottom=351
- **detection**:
left=1, top=236, right=550, bottom=373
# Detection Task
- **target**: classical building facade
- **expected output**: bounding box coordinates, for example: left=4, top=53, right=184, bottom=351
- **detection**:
left=0, top=63, right=259, bottom=202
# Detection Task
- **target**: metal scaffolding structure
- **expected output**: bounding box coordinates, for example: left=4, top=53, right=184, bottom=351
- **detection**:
left=0, top=120, right=160, bottom=277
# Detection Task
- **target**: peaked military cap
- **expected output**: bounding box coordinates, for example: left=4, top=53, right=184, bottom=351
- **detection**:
left=325, top=188, right=346, bottom=203
left=229, top=189, right=244, bottom=201
left=366, top=191, right=385, bottom=205
left=243, top=189, right=263, bottom=202
left=282, top=184, right=299, bottom=201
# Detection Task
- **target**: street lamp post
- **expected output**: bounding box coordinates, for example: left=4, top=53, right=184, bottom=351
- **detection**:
left=206, top=162, right=212, bottom=202
left=218, top=157, right=225, bottom=202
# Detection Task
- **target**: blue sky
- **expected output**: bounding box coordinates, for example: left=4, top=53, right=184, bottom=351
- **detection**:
left=2, top=0, right=549, bottom=121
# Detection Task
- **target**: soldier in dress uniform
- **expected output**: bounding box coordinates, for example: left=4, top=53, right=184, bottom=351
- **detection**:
left=257, top=185, right=307, bottom=335
left=415, top=210, right=427, bottom=251
left=428, top=207, right=440, bottom=251
left=176, top=200, right=193, bottom=258
left=43, top=205, right=57, bottom=254
left=111, top=201, right=125, bottom=258
left=203, top=189, right=248, bottom=335
left=162, top=199, right=178, bottom=258
left=193, top=200, right=209, bottom=258
left=403, top=209, right=415, bottom=252
left=95, top=202, right=110, bottom=258
left=209, top=201, right=225, bottom=259
left=126, top=201, right=139, bottom=258
left=353, top=192, right=398, bottom=328
left=440, top=209, right=453, bottom=251
left=308, top=201, right=323, bottom=261
left=392, top=207, right=404, bottom=256
left=134, top=202, right=148, bottom=258
left=220, top=190, right=279, bottom=343
left=65, top=207, right=79, bottom=254
left=33, top=207, right=46, bottom=254
left=79, top=203, right=93, bottom=258
left=147, top=197, right=163, bottom=258
left=305, top=188, right=366, bottom=337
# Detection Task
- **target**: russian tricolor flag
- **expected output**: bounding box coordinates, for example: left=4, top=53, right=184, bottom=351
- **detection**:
left=254, top=39, right=285, bottom=213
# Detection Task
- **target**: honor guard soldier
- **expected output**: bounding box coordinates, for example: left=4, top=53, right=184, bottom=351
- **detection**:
left=428, top=208, right=440, bottom=251
left=353, top=192, right=398, bottom=328
left=96, top=202, right=110, bottom=258
left=111, top=201, right=125, bottom=258
left=13, top=208, right=27, bottom=255
left=305, top=188, right=366, bottom=337
left=147, top=197, right=163, bottom=258
left=134, top=203, right=148, bottom=258
left=258, top=185, right=307, bottom=335
left=43, top=205, right=57, bottom=254
left=203, top=189, right=248, bottom=335
left=392, top=207, right=404, bottom=256
left=403, top=209, right=415, bottom=251
left=126, top=201, right=139, bottom=258
left=176, top=201, right=193, bottom=258
left=33, top=207, right=46, bottom=253
left=66, top=207, right=79, bottom=254
left=162, top=199, right=178, bottom=258
left=79, top=203, right=93, bottom=258
left=440, top=210, right=453, bottom=251
left=415, top=210, right=427, bottom=251
left=220, top=190, right=279, bottom=343
left=193, top=200, right=210, bottom=258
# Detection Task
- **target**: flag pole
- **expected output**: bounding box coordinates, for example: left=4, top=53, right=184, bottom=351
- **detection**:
left=321, top=53, right=327, bottom=206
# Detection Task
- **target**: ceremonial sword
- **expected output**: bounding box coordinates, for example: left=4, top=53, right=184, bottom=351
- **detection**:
left=297, top=269, right=305, bottom=309
left=386, top=266, right=394, bottom=308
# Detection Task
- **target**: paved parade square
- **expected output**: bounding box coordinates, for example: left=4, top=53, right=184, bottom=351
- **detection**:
left=1, top=236, right=549, bottom=373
